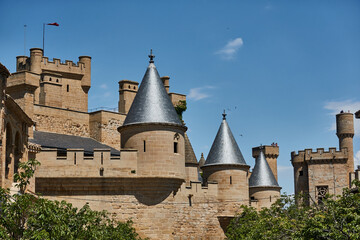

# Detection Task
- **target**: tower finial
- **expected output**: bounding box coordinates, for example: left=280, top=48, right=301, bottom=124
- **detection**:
left=222, top=110, right=227, bottom=120
left=148, top=49, right=155, bottom=63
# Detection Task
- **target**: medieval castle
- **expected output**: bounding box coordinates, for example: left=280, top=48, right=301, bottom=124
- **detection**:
left=0, top=48, right=359, bottom=239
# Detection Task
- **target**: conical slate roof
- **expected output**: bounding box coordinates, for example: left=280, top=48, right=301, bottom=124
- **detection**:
left=123, top=52, right=182, bottom=126
left=249, top=149, right=279, bottom=187
left=198, top=153, right=205, bottom=168
left=185, top=133, right=198, bottom=165
left=204, top=113, right=247, bottom=166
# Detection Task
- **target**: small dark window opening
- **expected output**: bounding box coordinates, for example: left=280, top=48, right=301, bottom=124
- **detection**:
left=49, top=77, right=52, bottom=81
left=299, top=170, right=303, bottom=176
left=128, top=85, right=131, bottom=89
left=134, top=86, right=136, bottom=90
left=74, top=152, right=77, bottom=165
left=188, top=194, right=193, bottom=207
left=230, top=176, right=232, bottom=184
left=270, top=195, right=272, bottom=202
left=174, top=142, right=178, bottom=153
left=56, top=79, right=59, bottom=83
left=100, top=168, right=104, bottom=176
left=57, top=149, right=67, bottom=157
left=251, top=196, right=255, bottom=200
left=101, top=152, right=103, bottom=165
left=143, top=140, right=146, bottom=152
left=67, top=84, right=69, bottom=92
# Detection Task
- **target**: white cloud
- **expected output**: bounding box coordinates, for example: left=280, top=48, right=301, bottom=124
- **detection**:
left=187, top=86, right=215, bottom=101
left=277, top=165, right=293, bottom=172
left=324, top=100, right=360, bottom=136
left=100, top=84, right=108, bottom=89
left=215, top=38, right=243, bottom=60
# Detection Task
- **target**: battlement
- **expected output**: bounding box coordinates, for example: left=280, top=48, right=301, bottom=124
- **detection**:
left=291, top=147, right=348, bottom=164
left=36, top=148, right=138, bottom=178
left=40, top=57, right=87, bottom=76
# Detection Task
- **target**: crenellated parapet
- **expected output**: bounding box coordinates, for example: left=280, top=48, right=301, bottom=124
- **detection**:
left=291, top=147, right=348, bottom=165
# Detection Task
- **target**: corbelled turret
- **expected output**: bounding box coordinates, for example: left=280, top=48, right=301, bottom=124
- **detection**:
left=201, top=112, right=249, bottom=203
left=118, top=51, right=186, bottom=180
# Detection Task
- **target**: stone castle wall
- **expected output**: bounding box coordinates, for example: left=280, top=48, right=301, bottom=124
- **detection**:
left=38, top=179, right=228, bottom=240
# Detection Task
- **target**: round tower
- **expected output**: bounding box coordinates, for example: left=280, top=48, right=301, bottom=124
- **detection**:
left=336, top=112, right=354, bottom=174
left=118, top=51, right=186, bottom=180
left=29, top=48, right=43, bottom=74
left=249, top=148, right=281, bottom=209
left=201, top=112, right=250, bottom=204
left=78, top=56, right=91, bottom=93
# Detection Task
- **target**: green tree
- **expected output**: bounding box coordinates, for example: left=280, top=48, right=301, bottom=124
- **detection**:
left=174, top=100, right=187, bottom=121
left=226, top=182, right=360, bottom=240
left=0, top=159, right=144, bottom=240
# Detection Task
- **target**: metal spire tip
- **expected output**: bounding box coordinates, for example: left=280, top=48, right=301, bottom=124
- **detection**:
left=148, top=49, right=155, bottom=63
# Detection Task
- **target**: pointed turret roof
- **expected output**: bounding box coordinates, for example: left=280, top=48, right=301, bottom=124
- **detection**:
left=203, top=112, right=247, bottom=166
left=123, top=51, right=182, bottom=127
left=198, top=153, right=205, bottom=168
left=249, top=149, right=279, bottom=187
left=185, top=133, right=198, bottom=165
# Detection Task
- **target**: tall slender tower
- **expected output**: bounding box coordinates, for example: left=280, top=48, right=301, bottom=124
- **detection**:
left=336, top=112, right=354, bottom=179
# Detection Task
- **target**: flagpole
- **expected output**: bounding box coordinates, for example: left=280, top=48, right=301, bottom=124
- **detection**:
left=42, top=23, right=45, bottom=56
left=24, top=25, right=27, bottom=59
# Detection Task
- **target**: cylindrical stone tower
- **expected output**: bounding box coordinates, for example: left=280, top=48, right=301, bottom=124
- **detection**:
left=29, top=48, right=43, bottom=74
left=118, top=52, right=187, bottom=180
left=79, top=56, right=91, bottom=93
left=336, top=112, right=354, bottom=175
left=201, top=113, right=250, bottom=205
left=249, top=148, right=281, bottom=210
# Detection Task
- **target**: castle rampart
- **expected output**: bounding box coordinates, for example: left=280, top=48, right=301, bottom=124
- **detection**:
left=291, top=147, right=348, bottom=163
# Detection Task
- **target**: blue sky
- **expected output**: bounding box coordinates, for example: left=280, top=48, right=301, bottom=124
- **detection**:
left=1, top=0, right=360, bottom=194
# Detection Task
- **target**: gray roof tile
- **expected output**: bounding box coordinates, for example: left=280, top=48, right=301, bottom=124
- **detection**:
left=30, top=131, right=120, bottom=156
left=123, top=60, right=182, bottom=126
left=204, top=113, right=247, bottom=166
left=249, top=149, right=279, bottom=187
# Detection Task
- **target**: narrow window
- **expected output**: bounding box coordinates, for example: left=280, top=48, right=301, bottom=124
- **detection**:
left=101, top=152, right=103, bottom=165
left=67, top=84, right=69, bottom=92
left=230, top=176, right=232, bottom=184
left=270, top=195, right=272, bottom=202
left=174, top=142, right=178, bottom=153
left=251, top=196, right=255, bottom=200
left=143, top=140, right=146, bottom=152
left=100, top=168, right=104, bottom=176
left=74, top=152, right=77, bottom=165
left=49, top=77, right=52, bottom=81
left=188, top=195, right=193, bottom=207
left=299, top=170, right=303, bottom=176
left=56, top=79, right=59, bottom=83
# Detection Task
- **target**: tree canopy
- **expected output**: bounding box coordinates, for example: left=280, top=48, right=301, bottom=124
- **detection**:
left=226, top=182, right=360, bottom=240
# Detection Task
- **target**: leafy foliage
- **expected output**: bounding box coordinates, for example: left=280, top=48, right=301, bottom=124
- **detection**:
left=226, top=182, right=360, bottom=240
left=174, top=100, right=187, bottom=121
left=0, top=159, right=144, bottom=240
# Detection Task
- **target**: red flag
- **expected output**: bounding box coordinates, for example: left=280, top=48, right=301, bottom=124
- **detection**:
left=47, top=22, right=59, bottom=26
